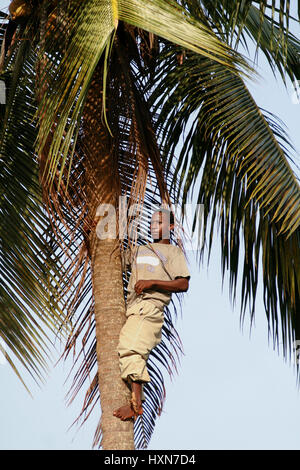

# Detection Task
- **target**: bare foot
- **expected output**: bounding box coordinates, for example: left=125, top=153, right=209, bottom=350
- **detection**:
left=113, top=402, right=143, bottom=421
left=113, top=380, right=144, bottom=421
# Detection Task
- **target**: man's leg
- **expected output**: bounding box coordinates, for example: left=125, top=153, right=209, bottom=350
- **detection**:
left=113, top=301, right=164, bottom=421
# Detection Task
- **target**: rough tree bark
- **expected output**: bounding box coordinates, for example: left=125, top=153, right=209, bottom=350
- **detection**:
left=82, top=61, right=134, bottom=450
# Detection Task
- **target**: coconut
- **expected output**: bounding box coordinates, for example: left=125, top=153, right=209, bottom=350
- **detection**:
left=9, top=0, right=32, bottom=21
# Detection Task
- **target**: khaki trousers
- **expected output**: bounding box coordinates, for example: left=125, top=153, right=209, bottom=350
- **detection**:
left=117, top=299, right=164, bottom=399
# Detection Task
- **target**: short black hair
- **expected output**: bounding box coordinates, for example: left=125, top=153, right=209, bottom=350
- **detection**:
left=152, top=208, right=175, bottom=226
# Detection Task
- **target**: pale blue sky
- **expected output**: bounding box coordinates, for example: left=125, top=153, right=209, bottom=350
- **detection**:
left=0, top=2, right=300, bottom=450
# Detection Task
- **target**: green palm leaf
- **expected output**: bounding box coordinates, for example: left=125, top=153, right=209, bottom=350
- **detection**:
left=185, top=1, right=300, bottom=84
left=243, top=4, right=300, bottom=84
left=0, top=18, right=69, bottom=389
left=150, top=46, right=300, bottom=367
left=35, top=0, right=253, bottom=193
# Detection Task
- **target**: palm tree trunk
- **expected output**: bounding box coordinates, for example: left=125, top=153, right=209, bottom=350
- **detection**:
left=82, top=61, right=134, bottom=450
left=91, top=236, right=134, bottom=450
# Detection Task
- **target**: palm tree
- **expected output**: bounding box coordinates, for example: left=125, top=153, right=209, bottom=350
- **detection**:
left=0, top=0, right=299, bottom=450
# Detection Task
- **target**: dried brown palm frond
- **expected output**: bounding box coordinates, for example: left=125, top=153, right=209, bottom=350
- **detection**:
left=0, top=9, right=69, bottom=389
left=34, top=19, right=189, bottom=448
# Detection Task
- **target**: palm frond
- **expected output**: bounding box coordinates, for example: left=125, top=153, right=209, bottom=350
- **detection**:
left=192, top=1, right=300, bottom=85
left=151, top=50, right=300, bottom=235
left=0, top=28, right=69, bottom=387
left=35, top=0, right=118, bottom=190
left=118, top=0, right=249, bottom=70
left=35, top=0, right=254, bottom=196
left=243, top=4, right=300, bottom=84
left=31, top=22, right=189, bottom=448
left=150, top=47, right=300, bottom=372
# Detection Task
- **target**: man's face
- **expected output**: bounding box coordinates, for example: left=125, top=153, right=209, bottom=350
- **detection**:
left=150, top=212, right=173, bottom=241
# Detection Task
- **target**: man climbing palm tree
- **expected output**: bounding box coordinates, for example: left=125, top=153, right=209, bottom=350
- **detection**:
left=113, top=208, right=190, bottom=421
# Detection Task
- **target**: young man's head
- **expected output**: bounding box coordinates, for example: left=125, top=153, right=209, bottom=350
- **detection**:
left=150, top=209, right=175, bottom=242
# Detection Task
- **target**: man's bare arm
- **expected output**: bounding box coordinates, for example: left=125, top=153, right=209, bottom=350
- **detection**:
left=134, top=278, right=189, bottom=295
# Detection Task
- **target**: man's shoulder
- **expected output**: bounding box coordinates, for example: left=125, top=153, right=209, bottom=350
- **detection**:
left=149, top=243, right=184, bottom=263
left=155, top=243, right=183, bottom=254
left=148, top=242, right=181, bottom=250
